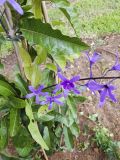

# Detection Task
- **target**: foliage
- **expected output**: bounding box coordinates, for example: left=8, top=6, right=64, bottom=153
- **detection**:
left=48, top=0, right=120, bottom=37
left=93, top=126, right=120, bottom=160
left=0, top=0, right=87, bottom=158
left=0, top=0, right=120, bottom=159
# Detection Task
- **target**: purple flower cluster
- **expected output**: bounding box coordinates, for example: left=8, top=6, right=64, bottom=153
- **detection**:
left=26, top=72, right=80, bottom=110
left=0, top=0, right=23, bottom=15
left=25, top=51, right=120, bottom=109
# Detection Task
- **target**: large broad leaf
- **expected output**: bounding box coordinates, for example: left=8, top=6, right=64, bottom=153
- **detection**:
left=9, top=97, right=26, bottom=109
left=0, top=80, right=16, bottom=97
left=9, top=108, right=20, bottom=137
left=21, top=19, right=89, bottom=67
left=19, top=45, right=32, bottom=67
left=63, top=126, right=74, bottom=151
left=25, top=102, right=49, bottom=150
left=43, top=127, right=51, bottom=148
left=67, top=96, right=77, bottom=120
left=14, top=74, right=28, bottom=96
left=13, top=126, right=33, bottom=157
left=0, top=117, right=8, bottom=149
left=34, top=45, right=47, bottom=65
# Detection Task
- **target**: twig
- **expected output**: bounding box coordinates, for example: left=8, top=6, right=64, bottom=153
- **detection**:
left=41, top=148, right=48, bottom=160
left=3, top=4, right=26, bottom=80
left=41, top=1, right=50, bottom=23
left=43, top=76, right=120, bottom=90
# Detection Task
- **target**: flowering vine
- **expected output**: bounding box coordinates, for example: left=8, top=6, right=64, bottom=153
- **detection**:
left=25, top=52, right=119, bottom=109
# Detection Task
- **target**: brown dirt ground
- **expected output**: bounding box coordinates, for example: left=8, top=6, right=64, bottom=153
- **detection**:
left=1, top=34, right=120, bottom=160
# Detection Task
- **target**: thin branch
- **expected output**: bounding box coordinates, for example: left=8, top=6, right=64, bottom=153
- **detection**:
left=3, top=4, right=26, bottom=80
left=41, top=1, right=50, bottom=23
left=43, top=76, right=120, bottom=90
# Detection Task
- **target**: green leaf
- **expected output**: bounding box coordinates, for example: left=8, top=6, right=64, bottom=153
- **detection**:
left=63, top=126, right=74, bottom=151
left=0, top=80, right=16, bottom=97
left=16, top=146, right=32, bottom=157
left=43, top=127, right=51, bottom=148
left=19, top=45, right=32, bottom=67
left=34, top=45, right=47, bottom=65
left=9, top=108, right=20, bottom=137
left=13, top=126, right=33, bottom=148
left=9, top=97, right=26, bottom=109
left=31, top=64, right=41, bottom=87
left=72, top=95, right=87, bottom=103
left=70, top=122, right=80, bottom=137
left=41, top=68, right=55, bottom=86
left=21, top=19, right=89, bottom=68
left=38, top=114, right=54, bottom=122
left=32, top=0, right=43, bottom=19
left=0, top=96, right=9, bottom=109
left=25, top=102, right=49, bottom=150
left=52, top=0, right=77, bottom=34
left=0, top=62, right=4, bottom=70
left=13, top=126, right=33, bottom=157
left=0, top=117, right=8, bottom=149
left=67, top=96, right=77, bottom=120
left=46, top=63, right=57, bottom=72
left=24, top=66, right=33, bottom=81
left=14, top=73, right=28, bottom=96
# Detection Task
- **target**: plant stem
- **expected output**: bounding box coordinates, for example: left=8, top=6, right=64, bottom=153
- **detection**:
left=43, top=76, right=120, bottom=90
left=41, top=1, right=50, bottom=23
left=41, top=148, right=48, bottom=160
left=3, top=4, right=25, bottom=79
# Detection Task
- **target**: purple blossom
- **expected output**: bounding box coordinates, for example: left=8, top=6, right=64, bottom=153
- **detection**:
left=85, top=52, right=101, bottom=77
left=110, top=52, right=120, bottom=71
left=0, top=0, right=23, bottom=15
left=86, top=80, right=117, bottom=106
left=26, top=85, right=48, bottom=104
left=54, top=73, right=80, bottom=97
left=40, top=94, right=64, bottom=110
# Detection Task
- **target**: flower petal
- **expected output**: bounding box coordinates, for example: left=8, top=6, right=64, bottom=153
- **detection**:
left=91, top=52, right=101, bottom=64
left=25, top=93, right=34, bottom=99
left=108, top=89, right=117, bottom=103
left=99, top=88, right=107, bottom=106
left=53, top=84, right=61, bottom=94
left=38, top=85, right=44, bottom=91
left=28, top=86, right=35, bottom=92
left=48, top=103, right=53, bottom=110
left=40, top=101, right=48, bottom=105
left=111, top=64, right=120, bottom=71
left=8, top=0, right=24, bottom=15
left=35, top=95, right=40, bottom=104
left=72, top=88, right=80, bottom=94
left=54, top=99, right=64, bottom=106
left=54, top=94, right=63, bottom=99
left=0, top=0, right=6, bottom=5
left=58, top=72, right=67, bottom=81
left=86, top=80, right=103, bottom=92
left=63, top=90, right=69, bottom=97
left=70, top=75, right=80, bottom=83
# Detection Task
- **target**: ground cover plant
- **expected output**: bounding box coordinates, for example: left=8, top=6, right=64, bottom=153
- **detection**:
left=0, top=0, right=120, bottom=160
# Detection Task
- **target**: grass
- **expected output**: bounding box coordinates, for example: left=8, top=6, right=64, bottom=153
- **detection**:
left=48, top=0, right=120, bottom=38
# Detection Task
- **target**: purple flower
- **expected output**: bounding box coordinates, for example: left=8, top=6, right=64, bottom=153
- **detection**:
left=86, top=80, right=117, bottom=106
left=110, top=52, right=120, bottom=71
left=0, top=0, right=23, bottom=15
left=85, top=52, right=101, bottom=77
left=54, top=73, right=80, bottom=97
left=26, top=85, right=48, bottom=104
left=98, top=84, right=117, bottom=106
left=40, top=94, right=64, bottom=110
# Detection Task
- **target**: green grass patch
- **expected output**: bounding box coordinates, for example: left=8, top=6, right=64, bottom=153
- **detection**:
left=48, top=0, right=120, bottom=38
